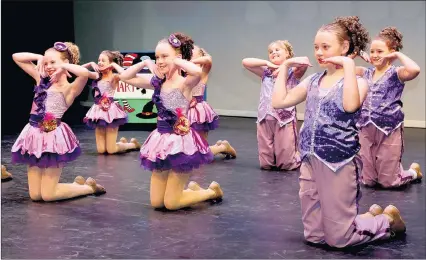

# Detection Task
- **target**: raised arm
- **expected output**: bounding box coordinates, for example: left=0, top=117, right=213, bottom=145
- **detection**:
left=61, top=64, right=90, bottom=104
left=109, top=62, right=126, bottom=85
left=242, top=58, right=273, bottom=78
left=272, top=57, right=312, bottom=109
left=119, top=60, right=154, bottom=89
left=111, top=62, right=125, bottom=74
left=355, top=66, right=367, bottom=77
left=392, top=52, right=421, bottom=82
left=192, top=55, right=212, bottom=75
left=348, top=51, right=369, bottom=77
left=120, top=60, right=147, bottom=80
left=292, top=66, right=309, bottom=80
left=174, top=58, right=202, bottom=89
left=81, top=61, right=100, bottom=80
left=323, top=56, right=368, bottom=113
left=12, top=52, right=44, bottom=84
left=341, top=58, right=365, bottom=112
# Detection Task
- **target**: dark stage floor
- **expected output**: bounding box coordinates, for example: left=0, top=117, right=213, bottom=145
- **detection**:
left=1, top=117, right=425, bottom=259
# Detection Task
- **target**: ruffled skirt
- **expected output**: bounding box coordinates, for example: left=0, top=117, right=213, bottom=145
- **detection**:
left=187, top=101, right=219, bottom=132
left=84, top=103, right=128, bottom=129
left=140, top=128, right=213, bottom=173
left=11, top=122, right=81, bottom=168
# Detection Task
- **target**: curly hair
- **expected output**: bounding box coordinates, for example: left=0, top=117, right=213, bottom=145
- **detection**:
left=195, top=45, right=209, bottom=57
left=159, top=32, right=195, bottom=61
left=268, top=40, right=294, bottom=58
left=101, top=50, right=124, bottom=66
left=377, top=26, right=403, bottom=51
left=48, top=42, right=80, bottom=64
left=199, top=47, right=208, bottom=56
left=320, top=16, right=370, bottom=56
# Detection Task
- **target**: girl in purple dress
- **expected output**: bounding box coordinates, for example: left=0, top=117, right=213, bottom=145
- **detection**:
left=272, top=16, right=406, bottom=248
left=243, top=40, right=307, bottom=170
left=82, top=50, right=142, bottom=154
left=188, top=46, right=218, bottom=137
left=120, top=33, right=223, bottom=210
left=188, top=45, right=237, bottom=159
left=353, top=27, right=422, bottom=189
left=11, top=42, right=106, bottom=201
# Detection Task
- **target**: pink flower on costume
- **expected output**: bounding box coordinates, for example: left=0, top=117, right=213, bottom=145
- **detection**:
left=39, top=112, right=58, bottom=132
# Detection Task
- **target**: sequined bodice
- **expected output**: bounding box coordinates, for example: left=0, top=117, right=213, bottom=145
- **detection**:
left=192, top=83, right=206, bottom=97
left=96, top=80, right=116, bottom=97
left=31, top=90, right=68, bottom=118
left=299, top=72, right=360, bottom=171
left=358, top=66, right=404, bottom=134
left=160, top=89, right=190, bottom=116
left=257, top=68, right=298, bottom=126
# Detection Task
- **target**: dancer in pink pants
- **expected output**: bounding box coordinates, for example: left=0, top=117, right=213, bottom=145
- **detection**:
left=242, top=40, right=307, bottom=170
left=353, top=27, right=422, bottom=188
left=272, top=16, right=406, bottom=248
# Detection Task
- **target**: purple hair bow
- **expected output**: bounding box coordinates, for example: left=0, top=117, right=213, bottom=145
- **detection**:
left=168, top=34, right=181, bottom=48
left=53, top=42, right=68, bottom=52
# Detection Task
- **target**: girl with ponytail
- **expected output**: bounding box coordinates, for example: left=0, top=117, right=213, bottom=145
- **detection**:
left=11, top=41, right=106, bottom=202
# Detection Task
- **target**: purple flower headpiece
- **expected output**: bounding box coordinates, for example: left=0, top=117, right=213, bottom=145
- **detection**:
left=168, top=34, right=181, bottom=48
left=53, top=42, right=71, bottom=56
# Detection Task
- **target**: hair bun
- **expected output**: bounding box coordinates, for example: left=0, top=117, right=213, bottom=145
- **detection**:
left=379, top=26, right=403, bottom=51
left=333, top=16, right=370, bottom=55
left=64, top=42, right=80, bottom=64
left=172, top=32, right=194, bottom=61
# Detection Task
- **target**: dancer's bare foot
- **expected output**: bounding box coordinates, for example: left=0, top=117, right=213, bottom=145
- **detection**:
left=130, top=138, right=141, bottom=149
left=188, top=181, right=202, bottom=191
left=85, top=177, right=106, bottom=196
left=383, top=205, right=406, bottom=234
left=410, top=163, right=423, bottom=181
left=119, top=137, right=128, bottom=143
left=1, top=165, right=13, bottom=182
left=208, top=181, right=224, bottom=199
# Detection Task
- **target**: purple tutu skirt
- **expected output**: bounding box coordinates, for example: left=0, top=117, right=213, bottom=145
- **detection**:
left=11, top=122, right=81, bottom=168
left=84, top=103, right=128, bottom=129
left=187, top=101, right=219, bottom=132
left=140, top=128, right=214, bottom=173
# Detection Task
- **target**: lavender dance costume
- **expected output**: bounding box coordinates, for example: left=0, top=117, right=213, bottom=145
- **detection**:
left=258, top=68, right=299, bottom=126
left=11, top=77, right=81, bottom=168
left=187, top=83, right=219, bottom=132
left=256, top=68, right=301, bottom=169
left=298, top=72, right=390, bottom=248
left=140, top=76, right=214, bottom=173
left=84, top=78, right=127, bottom=128
left=357, top=65, right=415, bottom=187
left=358, top=66, right=404, bottom=133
